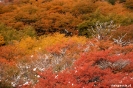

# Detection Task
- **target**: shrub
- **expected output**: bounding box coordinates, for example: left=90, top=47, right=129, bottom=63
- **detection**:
left=0, top=45, right=18, bottom=61
left=15, top=37, right=37, bottom=54
left=33, top=51, right=133, bottom=88
left=0, top=23, right=37, bottom=44
left=78, top=20, right=119, bottom=39
left=20, top=26, right=37, bottom=38
left=0, top=23, right=21, bottom=44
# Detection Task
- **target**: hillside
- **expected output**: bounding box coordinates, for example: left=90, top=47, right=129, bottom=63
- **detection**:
left=0, top=0, right=133, bottom=88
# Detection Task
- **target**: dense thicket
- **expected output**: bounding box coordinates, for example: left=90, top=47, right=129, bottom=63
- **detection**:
left=0, top=0, right=133, bottom=88
left=0, top=0, right=133, bottom=37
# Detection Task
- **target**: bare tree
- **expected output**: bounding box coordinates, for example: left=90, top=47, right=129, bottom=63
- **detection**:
left=113, top=33, right=131, bottom=46
left=90, top=21, right=119, bottom=40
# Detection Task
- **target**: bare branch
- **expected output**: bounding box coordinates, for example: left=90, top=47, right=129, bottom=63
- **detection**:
left=113, top=33, right=131, bottom=46
left=91, top=21, right=119, bottom=40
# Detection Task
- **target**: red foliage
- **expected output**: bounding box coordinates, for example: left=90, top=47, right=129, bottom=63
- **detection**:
left=33, top=51, right=133, bottom=88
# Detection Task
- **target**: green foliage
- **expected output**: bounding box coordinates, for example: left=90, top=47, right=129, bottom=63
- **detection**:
left=0, top=23, right=37, bottom=44
left=77, top=11, right=113, bottom=37
left=79, top=10, right=104, bottom=33
left=0, top=23, right=18, bottom=44
left=77, top=9, right=133, bottom=37
left=114, top=14, right=133, bottom=25
left=21, top=26, right=37, bottom=37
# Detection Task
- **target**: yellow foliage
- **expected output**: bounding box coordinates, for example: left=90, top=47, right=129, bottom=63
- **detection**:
left=0, top=34, right=5, bottom=46
left=14, top=33, right=87, bottom=54
left=38, top=33, right=67, bottom=50
left=15, top=37, right=38, bottom=54
left=68, top=35, right=87, bottom=44
left=38, top=33, right=87, bottom=50
left=96, top=1, right=130, bottom=16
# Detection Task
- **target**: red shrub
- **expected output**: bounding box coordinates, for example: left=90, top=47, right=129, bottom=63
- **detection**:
left=32, top=50, right=133, bottom=88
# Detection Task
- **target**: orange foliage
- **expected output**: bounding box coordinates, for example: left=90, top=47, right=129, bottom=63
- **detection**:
left=96, top=1, right=129, bottom=16
left=0, top=45, right=18, bottom=61
left=112, top=24, right=133, bottom=40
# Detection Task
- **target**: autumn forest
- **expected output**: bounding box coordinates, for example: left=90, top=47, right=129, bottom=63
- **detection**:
left=0, top=0, right=133, bottom=88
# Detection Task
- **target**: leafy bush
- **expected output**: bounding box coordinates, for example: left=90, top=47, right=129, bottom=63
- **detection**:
left=78, top=19, right=119, bottom=38
left=0, top=33, right=133, bottom=87
left=78, top=9, right=133, bottom=37
left=33, top=51, right=133, bottom=88
left=0, top=23, right=37, bottom=44
left=0, top=45, right=18, bottom=61
left=20, top=26, right=37, bottom=38
left=15, top=37, right=38, bottom=55
left=0, top=23, right=18, bottom=44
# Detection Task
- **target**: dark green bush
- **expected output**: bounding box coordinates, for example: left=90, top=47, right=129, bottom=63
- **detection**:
left=77, top=10, right=113, bottom=37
